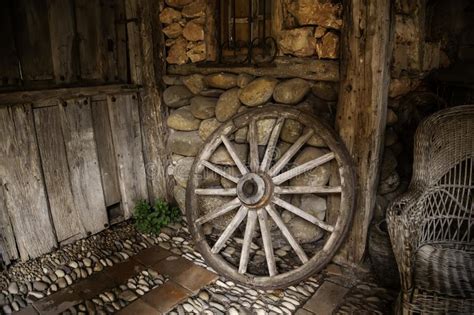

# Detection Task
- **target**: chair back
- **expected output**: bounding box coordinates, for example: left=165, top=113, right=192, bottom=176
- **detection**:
left=411, top=105, right=474, bottom=249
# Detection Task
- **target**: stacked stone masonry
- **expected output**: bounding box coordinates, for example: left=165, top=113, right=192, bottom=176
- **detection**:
left=161, top=0, right=342, bottom=64
left=164, top=73, right=339, bottom=246
left=376, top=0, right=455, bottom=221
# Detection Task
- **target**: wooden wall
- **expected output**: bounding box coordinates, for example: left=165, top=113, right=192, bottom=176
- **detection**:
left=0, top=88, right=149, bottom=261
left=0, top=0, right=128, bottom=90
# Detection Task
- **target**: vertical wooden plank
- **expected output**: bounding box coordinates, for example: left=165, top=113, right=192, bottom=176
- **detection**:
left=101, top=0, right=119, bottom=82
left=335, top=0, right=392, bottom=263
left=0, top=105, right=57, bottom=260
left=125, top=0, right=142, bottom=84
left=0, top=179, right=18, bottom=264
left=13, top=0, right=54, bottom=81
left=75, top=0, right=105, bottom=81
left=91, top=100, right=122, bottom=207
left=47, top=0, right=78, bottom=84
left=107, top=93, right=148, bottom=218
left=59, top=98, right=108, bottom=234
left=34, top=106, right=86, bottom=243
left=115, top=0, right=129, bottom=82
left=0, top=2, right=20, bottom=87
left=101, top=0, right=128, bottom=82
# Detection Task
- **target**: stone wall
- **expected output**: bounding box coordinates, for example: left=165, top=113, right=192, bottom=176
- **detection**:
left=160, top=0, right=208, bottom=64
left=278, top=0, right=342, bottom=59
left=373, top=0, right=453, bottom=220
left=159, top=1, right=343, bottom=228
left=160, top=0, right=452, bottom=237
left=163, top=73, right=338, bottom=243
left=160, top=0, right=342, bottom=65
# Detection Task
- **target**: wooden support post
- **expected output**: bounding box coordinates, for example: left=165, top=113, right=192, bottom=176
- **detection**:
left=271, top=0, right=283, bottom=55
left=335, top=0, right=393, bottom=263
left=125, top=0, right=173, bottom=202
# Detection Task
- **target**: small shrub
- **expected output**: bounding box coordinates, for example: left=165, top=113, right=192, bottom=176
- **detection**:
left=133, top=199, right=181, bottom=235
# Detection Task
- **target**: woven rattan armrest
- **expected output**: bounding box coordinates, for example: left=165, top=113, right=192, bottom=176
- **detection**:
left=387, top=186, right=426, bottom=291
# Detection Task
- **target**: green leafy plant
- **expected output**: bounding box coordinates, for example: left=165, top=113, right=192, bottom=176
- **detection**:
left=133, top=199, right=181, bottom=235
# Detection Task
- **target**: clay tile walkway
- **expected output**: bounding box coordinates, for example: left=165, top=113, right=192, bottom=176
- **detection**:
left=16, top=246, right=218, bottom=315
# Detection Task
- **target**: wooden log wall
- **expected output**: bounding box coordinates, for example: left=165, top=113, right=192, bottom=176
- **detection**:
left=0, top=88, right=149, bottom=261
left=0, top=0, right=128, bottom=90
left=0, top=0, right=172, bottom=264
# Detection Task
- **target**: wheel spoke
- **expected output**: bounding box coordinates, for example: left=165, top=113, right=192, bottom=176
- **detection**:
left=272, top=152, right=335, bottom=184
left=260, top=117, right=285, bottom=172
left=269, top=129, right=314, bottom=177
left=201, top=160, right=239, bottom=183
left=274, top=186, right=342, bottom=194
left=195, top=188, right=237, bottom=196
left=221, top=135, right=249, bottom=175
left=196, top=198, right=241, bottom=225
left=273, top=197, right=334, bottom=232
left=238, top=210, right=258, bottom=274
left=265, top=204, right=308, bottom=264
left=248, top=119, right=259, bottom=172
left=257, top=208, right=277, bottom=276
left=211, top=206, right=248, bottom=254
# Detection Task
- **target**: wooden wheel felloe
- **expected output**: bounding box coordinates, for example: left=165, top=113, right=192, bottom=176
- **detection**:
left=186, top=105, right=355, bottom=289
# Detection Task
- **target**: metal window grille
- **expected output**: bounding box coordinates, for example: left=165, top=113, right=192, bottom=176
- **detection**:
left=216, top=0, right=276, bottom=65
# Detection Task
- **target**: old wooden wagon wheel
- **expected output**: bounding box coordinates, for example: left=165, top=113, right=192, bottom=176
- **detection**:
left=186, top=105, right=355, bottom=289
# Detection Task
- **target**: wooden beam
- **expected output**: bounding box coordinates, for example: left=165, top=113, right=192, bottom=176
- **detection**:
left=168, top=57, right=340, bottom=82
left=0, top=84, right=140, bottom=106
left=271, top=0, right=284, bottom=56
left=205, top=1, right=217, bottom=62
left=335, top=0, right=393, bottom=263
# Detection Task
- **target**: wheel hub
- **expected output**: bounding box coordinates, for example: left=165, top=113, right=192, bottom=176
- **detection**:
left=236, top=173, right=273, bottom=208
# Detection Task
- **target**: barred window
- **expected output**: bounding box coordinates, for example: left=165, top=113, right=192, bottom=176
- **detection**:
left=217, top=0, right=276, bottom=65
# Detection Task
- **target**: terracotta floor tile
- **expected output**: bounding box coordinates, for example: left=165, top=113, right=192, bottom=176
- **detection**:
left=132, top=246, right=172, bottom=267
left=33, top=271, right=119, bottom=314
left=13, top=305, right=38, bottom=315
left=295, top=308, right=315, bottom=315
left=150, top=255, right=195, bottom=278
left=302, top=281, right=349, bottom=315
left=172, top=264, right=218, bottom=294
left=104, top=259, right=145, bottom=284
left=33, top=286, right=83, bottom=315
left=116, top=299, right=162, bottom=315
left=75, top=272, right=117, bottom=300
left=141, top=281, right=190, bottom=314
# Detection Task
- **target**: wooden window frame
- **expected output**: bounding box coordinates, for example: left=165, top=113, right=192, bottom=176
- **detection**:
left=206, top=0, right=278, bottom=66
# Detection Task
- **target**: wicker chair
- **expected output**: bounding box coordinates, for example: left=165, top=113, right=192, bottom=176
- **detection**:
left=387, top=105, right=474, bottom=314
